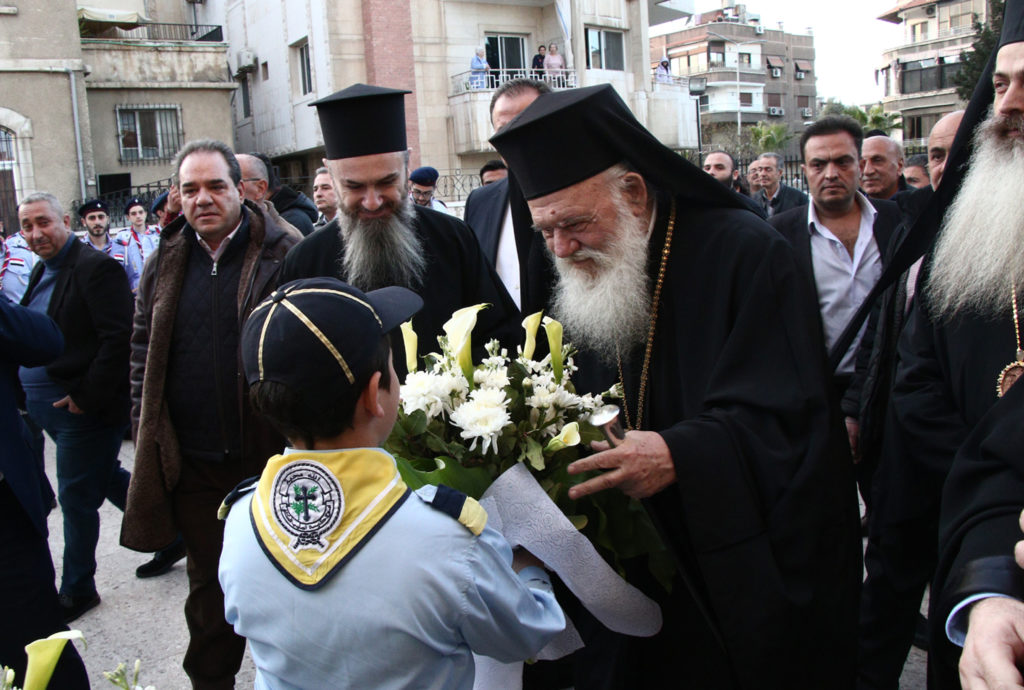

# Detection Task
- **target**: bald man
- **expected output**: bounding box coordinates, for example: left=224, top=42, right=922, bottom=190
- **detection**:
left=861, top=135, right=905, bottom=200
left=927, top=110, right=965, bottom=189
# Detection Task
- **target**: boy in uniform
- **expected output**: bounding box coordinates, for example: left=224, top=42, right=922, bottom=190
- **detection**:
left=218, top=277, right=564, bottom=688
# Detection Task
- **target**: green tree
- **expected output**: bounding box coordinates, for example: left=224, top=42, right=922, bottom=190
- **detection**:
left=953, top=0, right=1005, bottom=101
left=864, top=104, right=902, bottom=134
left=749, top=121, right=795, bottom=154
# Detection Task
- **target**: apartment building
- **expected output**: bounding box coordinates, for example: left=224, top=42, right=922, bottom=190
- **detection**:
left=877, top=0, right=983, bottom=146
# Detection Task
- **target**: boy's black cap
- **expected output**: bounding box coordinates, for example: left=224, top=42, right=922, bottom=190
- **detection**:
left=310, top=84, right=411, bottom=159
left=151, top=191, right=168, bottom=214
left=78, top=199, right=109, bottom=217
left=124, top=197, right=147, bottom=215
left=242, top=278, right=422, bottom=406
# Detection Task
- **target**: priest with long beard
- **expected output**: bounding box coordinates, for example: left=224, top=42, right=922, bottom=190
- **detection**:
left=278, top=84, right=518, bottom=377
left=491, top=84, right=862, bottom=689
left=900, top=2, right=1024, bottom=684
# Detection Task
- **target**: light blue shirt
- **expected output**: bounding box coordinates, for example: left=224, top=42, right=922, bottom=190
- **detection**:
left=1, top=233, right=37, bottom=303
left=807, top=192, right=881, bottom=375
left=219, top=450, right=564, bottom=690
left=113, top=228, right=158, bottom=292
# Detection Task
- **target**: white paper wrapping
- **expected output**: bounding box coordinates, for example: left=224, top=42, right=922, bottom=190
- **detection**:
left=471, top=462, right=662, bottom=689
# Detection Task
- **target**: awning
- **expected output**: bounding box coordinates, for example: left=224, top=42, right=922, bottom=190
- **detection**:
left=765, top=56, right=785, bottom=69
left=794, top=60, right=813, bottom=72
left=77, top=6, right=148, bottom=29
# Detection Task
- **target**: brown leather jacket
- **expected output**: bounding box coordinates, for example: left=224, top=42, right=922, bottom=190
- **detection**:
left=121, top=201, right=301, bottom=551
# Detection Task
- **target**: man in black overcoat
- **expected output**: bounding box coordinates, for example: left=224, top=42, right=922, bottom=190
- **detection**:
left=279, top=84, right=517, bottom=377
left=491, top=84, right=861, bottom=689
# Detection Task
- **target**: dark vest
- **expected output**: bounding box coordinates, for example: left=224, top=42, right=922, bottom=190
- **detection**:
left=165, top=222, right=250, bottom=461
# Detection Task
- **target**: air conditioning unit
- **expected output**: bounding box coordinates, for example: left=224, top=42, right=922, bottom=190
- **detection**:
left=770, top=68, right=782, bottom=78
left=926, top=5, right=936, bottom=15
left=755, top=25, right=765, bottom=34
left=235, top=49, right=257, bottom=73
left=795, top=71, right=805, bottom=79
left=801, top=107, right=813, bottom=118
left=768, top=106, right=784, bottom=116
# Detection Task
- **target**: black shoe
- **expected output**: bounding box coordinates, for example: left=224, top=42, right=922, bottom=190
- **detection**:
left=913, top=613, right=930, bottom=651
left=59, top=592, right=101, bottom=623
left=136, top=538, right=187, bottom=579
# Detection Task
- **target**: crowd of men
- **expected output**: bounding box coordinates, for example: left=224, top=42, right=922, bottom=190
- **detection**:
left=4, top=4, right=1024, bottom=686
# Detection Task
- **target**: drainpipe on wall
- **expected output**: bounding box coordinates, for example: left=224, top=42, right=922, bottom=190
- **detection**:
left=66, top=68, right=87, bottom=200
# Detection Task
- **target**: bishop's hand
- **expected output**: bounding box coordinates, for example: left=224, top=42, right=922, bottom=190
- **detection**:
left=566, top=431, right=675, bottom=500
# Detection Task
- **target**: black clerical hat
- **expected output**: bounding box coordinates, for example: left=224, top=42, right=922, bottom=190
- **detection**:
left=1000, top=0, right=1024, bottom=48
left=310, top=84, right=411, bottom=159
left=489, top=84, right=746, bottom=211
left=242, top=278, right=422, bottom=407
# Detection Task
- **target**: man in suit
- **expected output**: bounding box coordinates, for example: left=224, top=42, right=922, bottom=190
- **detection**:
left=756, top=151, right=808, bottom=218
left=18, top=192, right=134, bottom=622
left=463, top=78, right=554, bottom=316
left=769, top=116, right=901, bottom=404
left=0, top=297, right=89, bottom=688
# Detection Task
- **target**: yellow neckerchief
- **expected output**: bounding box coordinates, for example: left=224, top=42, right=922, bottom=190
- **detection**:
left=249, top=448, right=409, bottom=589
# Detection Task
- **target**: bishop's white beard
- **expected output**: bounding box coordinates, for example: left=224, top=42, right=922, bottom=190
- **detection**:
left=338, top=196, right=425, bottom=292
left=928, top=110, right=1024, bottom=321
left=550, top=198, right=652, bottom=365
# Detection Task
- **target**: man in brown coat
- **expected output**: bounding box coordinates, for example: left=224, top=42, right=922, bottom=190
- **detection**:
left=121, top=139, right=300, bottom=689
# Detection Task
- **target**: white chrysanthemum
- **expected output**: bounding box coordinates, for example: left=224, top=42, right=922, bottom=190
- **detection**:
left=450, top=388, right=511, bottom=455
left=401, top=371, right=468, bottom=419
left=474, top=366, right=510, bottom=390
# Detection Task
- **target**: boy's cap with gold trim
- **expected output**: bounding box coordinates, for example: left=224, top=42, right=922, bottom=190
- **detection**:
left=241, top=278, right=422, bottom=401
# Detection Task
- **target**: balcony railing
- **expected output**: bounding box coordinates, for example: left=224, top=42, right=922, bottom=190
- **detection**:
left=450, top=67, right=577, bottom=96
left=81, top=22, right=224, bottom=42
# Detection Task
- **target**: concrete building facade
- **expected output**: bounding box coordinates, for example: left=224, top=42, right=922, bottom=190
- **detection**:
left=190, top=0, right=701, bottom=200
left=0, top=0, right=234, bottom=229
left=650, top=2, right=816, bottom=156
left=877, top=0, right=983, bottom=147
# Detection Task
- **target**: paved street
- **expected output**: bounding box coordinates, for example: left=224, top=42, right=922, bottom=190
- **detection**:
left=41, top=439, right=926, bottom=688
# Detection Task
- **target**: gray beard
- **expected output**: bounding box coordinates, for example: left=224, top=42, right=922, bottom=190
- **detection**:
left=927, top=110, right=1024, bottom=321
left=550, top=202, right=652, bottom=365
left=338, top=197, right=425, bottom=292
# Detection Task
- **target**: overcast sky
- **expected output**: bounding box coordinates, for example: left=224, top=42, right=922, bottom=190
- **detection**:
left=691, top=1, right=906, bottom=105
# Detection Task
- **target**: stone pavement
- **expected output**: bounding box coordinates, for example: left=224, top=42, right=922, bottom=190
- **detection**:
left=40, top=439, right=928, bottom=688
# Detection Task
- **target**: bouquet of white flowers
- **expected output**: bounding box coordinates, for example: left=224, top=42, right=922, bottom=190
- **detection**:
left=385, top=305, right=668, bottom=577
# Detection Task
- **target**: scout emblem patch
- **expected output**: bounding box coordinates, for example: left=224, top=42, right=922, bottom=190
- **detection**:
left=250, top=449, right=410, bottom=589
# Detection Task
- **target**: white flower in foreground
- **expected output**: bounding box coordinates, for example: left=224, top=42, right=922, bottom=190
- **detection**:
left=450, top=388, right=512, bottom=455
left=474, top=366, right=510, bottom=390
left=401, top=371, right=468, bottom=419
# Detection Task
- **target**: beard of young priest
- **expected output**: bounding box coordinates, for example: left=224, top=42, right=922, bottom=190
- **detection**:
left=337, top=186, right=425, bottom=292
left=490, top=84, right=861, bottom=689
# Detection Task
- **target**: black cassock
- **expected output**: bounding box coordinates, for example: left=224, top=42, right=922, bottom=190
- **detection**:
left=890, top=294, right=1024, bottom=688
left=611, top=195, right=862, bottom=688
left=277, top=204, right=519, bottom=379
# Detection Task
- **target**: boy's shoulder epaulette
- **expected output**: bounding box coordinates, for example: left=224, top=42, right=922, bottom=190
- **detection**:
left=217, top=475, right=259, bottom=520
left=421, top=484, right=487, bottom=536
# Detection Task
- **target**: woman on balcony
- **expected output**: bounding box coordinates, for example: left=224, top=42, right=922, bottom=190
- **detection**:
left=470, top=47, right=490, bottom=89
left=543, top=43, right=565, bottom=87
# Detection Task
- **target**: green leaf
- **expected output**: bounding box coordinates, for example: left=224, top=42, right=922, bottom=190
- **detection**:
left=524, top=436, right=545, bottom=471
left=394, top=455, right=492, bottom=499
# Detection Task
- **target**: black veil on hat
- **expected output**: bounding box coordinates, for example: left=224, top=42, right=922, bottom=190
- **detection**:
left=827, top=0, right=1024, bottom=370
left=489, top=84, right=749, bottom=211
left=310, top=84, right=411, bottom=159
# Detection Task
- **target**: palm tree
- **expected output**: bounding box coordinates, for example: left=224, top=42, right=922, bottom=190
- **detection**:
left=864, top=104, right=902, bottom=134
left=749, top=121, right=795, bottom=154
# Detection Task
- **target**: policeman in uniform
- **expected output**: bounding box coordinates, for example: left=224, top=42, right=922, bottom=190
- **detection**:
left=77, top=199, right=140, bottom=293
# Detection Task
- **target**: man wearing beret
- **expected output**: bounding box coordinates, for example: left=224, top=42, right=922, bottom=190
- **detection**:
left=408, top=165, right=454, bottom=215
left=78, top=198, right=141, bottom=291
left=279, top=84, right=518, bottom=378
left=490, top=84, right=861, bottom=688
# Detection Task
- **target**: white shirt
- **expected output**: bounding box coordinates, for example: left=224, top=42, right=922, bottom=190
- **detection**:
left=494, top=203, right=521, bottom=311
left=807, top=192, right=881, bottom=375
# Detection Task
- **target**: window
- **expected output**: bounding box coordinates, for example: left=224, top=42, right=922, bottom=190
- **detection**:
left=938, top=0, right=983, bottom=35
left=485, top=34, right=526, bottom=71
left=739, top=52, right=752, bottom=67
left=0, top=127, right=18, bottom=233
left=238, top=75, right=251, bottom=119
left=765, top=93, right=782, bottom=107
left=586, top=28, right=624, bottom=70
left=739, top=92, right=753, bottom=107
left=910, top=21, right=929, bottom=42
left=116, top=105, right=183, bottom=163
left=294, top=40, right=313, bottom=96
left=708, top=42, right=725, bottom=68
left=797, top=95, right=811, bottom=108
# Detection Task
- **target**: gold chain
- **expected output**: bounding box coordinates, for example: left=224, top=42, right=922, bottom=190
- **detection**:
left=617, top=199, right=676, bottom=431
left=1014, top=283, right=1022, bottom=361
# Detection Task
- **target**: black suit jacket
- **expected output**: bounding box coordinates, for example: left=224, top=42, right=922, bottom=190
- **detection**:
left=769, top=198, right=901, bottom=310
left=22, top=238, right=133, bottom=426
left=760, top=183, right=809, bottom=218
left=463, top=176, right=554, bottom=316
